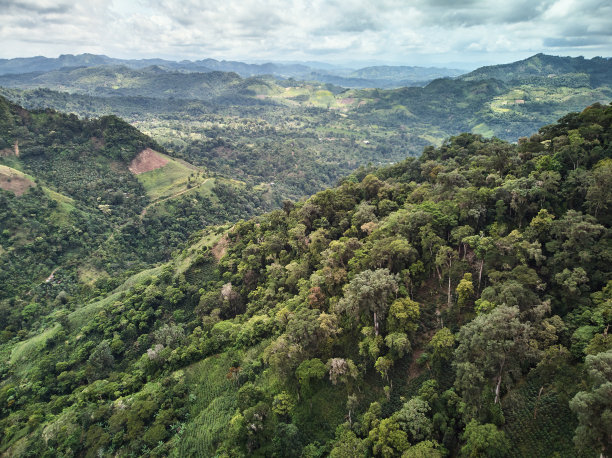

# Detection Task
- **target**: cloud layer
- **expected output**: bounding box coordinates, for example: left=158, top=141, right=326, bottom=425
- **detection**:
left=0, top=0, right=610, bottom=66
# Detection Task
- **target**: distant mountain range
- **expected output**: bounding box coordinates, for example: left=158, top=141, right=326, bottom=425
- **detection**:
left=0, top=53, right=464, bottom=89
left=0, top=65, right=254, bottom=101
left=459, top=53, right=612, bottom=86
left=1, top=52, right=610, bottom=154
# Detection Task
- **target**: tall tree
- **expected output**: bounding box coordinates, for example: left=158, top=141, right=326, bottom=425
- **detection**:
left=336, top=268, right=398, bottom=335
left=454, top=306, right=536, bottom=410
left=460, top=420, right=510, bottom=458
left=569, top=349, right=612, bottom=457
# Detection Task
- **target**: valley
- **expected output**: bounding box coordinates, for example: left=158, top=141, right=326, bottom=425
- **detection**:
left=0, top=52, right=610, bottom=457
left=1, top=54, right=609, bottom=209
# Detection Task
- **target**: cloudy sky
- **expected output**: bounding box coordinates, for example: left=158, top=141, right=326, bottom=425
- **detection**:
left=0, top=0, right=610, bottom=68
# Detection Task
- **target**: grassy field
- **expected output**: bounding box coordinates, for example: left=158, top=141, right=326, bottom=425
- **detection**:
left=136, top=154, right=205, bottom=201
left=10, top=324, right=61, bottom=366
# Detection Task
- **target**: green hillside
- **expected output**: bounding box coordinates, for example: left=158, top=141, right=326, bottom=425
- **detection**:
left=0, top=95, right=271, bottom=322
left=1, top=103, right=610, bottom=457
left=1, top=54, right=610, bottom=208
left=460, top=53, right=612, bottom=85
left=0, top=66, right=249, bottom=101
left=0, top=53, right=464, bottom=89
left=131, top=150, right=204, bottom=202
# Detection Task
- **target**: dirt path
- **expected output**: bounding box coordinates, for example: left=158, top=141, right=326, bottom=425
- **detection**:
left=139, top=178, right=213, bottom=219
left=45, top=268, right=58, bottom=283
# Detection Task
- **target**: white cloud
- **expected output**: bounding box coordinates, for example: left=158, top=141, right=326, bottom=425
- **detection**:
left=0, top=0, right=609, bottom=66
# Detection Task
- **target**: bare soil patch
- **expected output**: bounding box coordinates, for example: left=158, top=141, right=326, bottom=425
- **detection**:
left=212, top=234, right=229, bottom=261
left=128, top=148, right=169, bottom=175
left=0, top=168, right=34, bottom=196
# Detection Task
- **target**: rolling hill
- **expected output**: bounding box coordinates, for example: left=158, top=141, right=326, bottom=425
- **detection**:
left=0, top=95, right=270, bottom=305
left=459, top=53, right=612, bottom=85
left=1, top=102, right=610, bottom=457
left=0, top=66, right=252, bottom=101
left=0, top=53, right=464, bottom=88
left=1, top=54, right=609, bottom=212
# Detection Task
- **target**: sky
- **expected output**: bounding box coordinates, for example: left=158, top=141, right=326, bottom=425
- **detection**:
left=0, top=0, right=610, bottom=69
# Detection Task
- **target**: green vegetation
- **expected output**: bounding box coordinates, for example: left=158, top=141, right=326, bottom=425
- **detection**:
left=0, top=53, right=464, bottom=89
left=1, top=100, right=610, bottom=457
left=136, top=155, right=204, bottom=201
left=1, top=53, right=610, bottom=206
left=0, top=93, right=272, bottom=297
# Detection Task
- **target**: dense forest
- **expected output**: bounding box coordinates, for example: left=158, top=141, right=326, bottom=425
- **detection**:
left=1, top=97, right=610, bottom=456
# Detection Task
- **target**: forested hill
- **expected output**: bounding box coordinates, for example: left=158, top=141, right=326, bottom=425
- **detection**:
left=1, top=53, right=610, bottom=209
left=0, top=94, right=270, bottom=318
left=0, top=66, right=250, bottom=101
left=1, top=103, right=610, bottom=457
left=459, top=53, right=612, bottom=85
left=0, top=53, right=463, bottom=89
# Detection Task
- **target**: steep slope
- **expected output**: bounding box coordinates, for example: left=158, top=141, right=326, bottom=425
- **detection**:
left=1, top=103, right=610, bottom=457
left=0, top=95, right=153, bottom=297
left=0, top=95, right=270, bottom=314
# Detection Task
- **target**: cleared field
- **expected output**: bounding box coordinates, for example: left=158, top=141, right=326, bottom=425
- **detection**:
left=0, top=165, right=34, bottom=195
left=135, top=153, right=206, bottom=202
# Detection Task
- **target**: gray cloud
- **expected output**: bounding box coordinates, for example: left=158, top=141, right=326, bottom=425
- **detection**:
left=544, top=36, right=612, bottom=48
left=417, top=0, right=556, bottom=27
left=0, top=0, right=72, bottom=14
left=0, top=0, right=609, bottom=66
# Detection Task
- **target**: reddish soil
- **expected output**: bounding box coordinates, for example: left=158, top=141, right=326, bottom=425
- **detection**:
left=0, top=169, right=34, bottom=196
left=128, top=148, right=169, bottom=175
left=339, top=98, right=356, bottom=105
